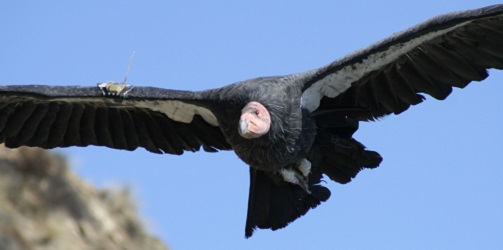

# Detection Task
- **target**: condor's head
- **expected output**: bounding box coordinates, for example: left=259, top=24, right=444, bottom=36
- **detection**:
left=238, top=101, right=271, bottom=139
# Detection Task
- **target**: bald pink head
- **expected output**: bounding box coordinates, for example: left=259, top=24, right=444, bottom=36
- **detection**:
left=238, top=101, right=271, bottom=139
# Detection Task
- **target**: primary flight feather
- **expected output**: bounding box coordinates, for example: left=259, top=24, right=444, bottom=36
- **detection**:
left=1, top=4, right=502, bottom=237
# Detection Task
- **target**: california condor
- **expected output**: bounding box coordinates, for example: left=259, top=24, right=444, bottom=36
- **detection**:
left=1, top=4, right=503, bottom=237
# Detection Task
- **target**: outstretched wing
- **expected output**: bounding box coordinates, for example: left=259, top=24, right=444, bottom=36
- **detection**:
left=298, top=4, right=503, bottom=120
left=0, top=84, right=231, bottom=154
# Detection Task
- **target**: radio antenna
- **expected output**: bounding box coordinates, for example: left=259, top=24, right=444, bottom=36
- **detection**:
left=123, top=50, right=136, bottom=83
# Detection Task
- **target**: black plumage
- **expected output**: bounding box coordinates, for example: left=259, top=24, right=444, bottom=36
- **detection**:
left=1, top=4, right=503, bottom=237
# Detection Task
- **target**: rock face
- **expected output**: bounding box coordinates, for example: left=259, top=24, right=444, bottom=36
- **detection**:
left=0, top=146, right=168, bottom=250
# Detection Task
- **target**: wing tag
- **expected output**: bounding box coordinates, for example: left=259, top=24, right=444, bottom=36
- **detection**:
left=98, top=51, right=136, bottom=97
left=97, top=81, right=134, bottom=97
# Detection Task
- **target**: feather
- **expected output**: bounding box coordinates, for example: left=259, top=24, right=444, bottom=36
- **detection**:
left=14, top=104, right=49, bottom=146
left=384, top=65, right=423, bottom=106
left=79, top=105, right=98, bottom=146
left=94, top=107, right=114, bottom=148
left=120, top=109, right=141, bottom=150
left=245, top=168, right=330, bottom=238
left=131, top=113, right=162, bottom=154
left=63, top=103, right=85, bottom=147
left=3, top=102, right=37, bottom=140
left=28, top=103, right=60, bottom=147
left=107, top=108, right=128, bottom=150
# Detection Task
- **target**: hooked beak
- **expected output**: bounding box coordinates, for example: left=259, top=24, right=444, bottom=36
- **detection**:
left=238, top=119, right=250, bottom=138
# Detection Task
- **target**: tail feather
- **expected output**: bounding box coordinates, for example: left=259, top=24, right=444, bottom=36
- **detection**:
left=245, top=168, right=330, bottom=238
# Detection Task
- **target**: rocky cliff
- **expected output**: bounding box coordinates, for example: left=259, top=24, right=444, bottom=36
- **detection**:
left=0, top=145, right=168, bottom=250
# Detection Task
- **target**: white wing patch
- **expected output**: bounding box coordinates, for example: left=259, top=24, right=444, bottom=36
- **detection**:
left=301, top=21, right=469, bottom=111
left=134, top=100, right=219, bottom=126
left=50, top=98, right=219, bottom=126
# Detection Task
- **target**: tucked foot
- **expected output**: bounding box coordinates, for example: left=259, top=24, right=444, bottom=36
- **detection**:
left=279, top=159, right=312, bottom=194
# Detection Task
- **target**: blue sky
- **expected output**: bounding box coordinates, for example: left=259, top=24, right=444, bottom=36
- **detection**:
left=2, top=1, right=503, bottom=249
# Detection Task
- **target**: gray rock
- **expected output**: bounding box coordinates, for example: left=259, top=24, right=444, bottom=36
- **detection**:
left=0, top=146, right=168, bottom=250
